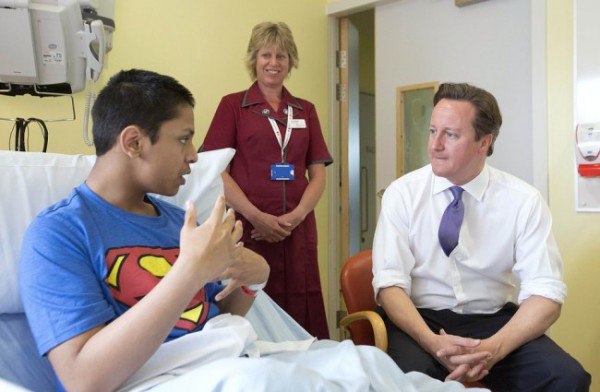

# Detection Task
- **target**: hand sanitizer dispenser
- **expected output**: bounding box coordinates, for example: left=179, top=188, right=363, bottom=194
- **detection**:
left=575, top=122, right=600, bottom=177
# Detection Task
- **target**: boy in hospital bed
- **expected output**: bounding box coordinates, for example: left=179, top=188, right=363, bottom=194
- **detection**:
left=19, top=69, right=484, bottom=392
left=19, top=68, right=270, bottom=391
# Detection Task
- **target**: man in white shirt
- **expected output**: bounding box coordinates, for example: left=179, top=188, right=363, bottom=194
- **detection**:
left=372, top=82, right=591, bottom=391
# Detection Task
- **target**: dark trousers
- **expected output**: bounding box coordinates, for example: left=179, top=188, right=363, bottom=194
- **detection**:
left=381, top=304, right=591, bottom=392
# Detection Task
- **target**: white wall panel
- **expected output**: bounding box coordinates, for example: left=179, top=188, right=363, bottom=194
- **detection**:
left=375, top=0, right=537, bottom=196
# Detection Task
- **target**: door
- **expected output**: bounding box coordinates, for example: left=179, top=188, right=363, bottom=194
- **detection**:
left=339, top=17, right=361, bottom=266
left=334, top=13, right=376, bottom=338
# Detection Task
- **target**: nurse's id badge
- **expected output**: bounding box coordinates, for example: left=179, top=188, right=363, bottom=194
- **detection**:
left=271, top=163, right=295, bottom=181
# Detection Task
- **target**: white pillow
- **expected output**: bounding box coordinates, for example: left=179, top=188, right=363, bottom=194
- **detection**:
left=0, top=148, right=234, bottom=314
left=155, top=148, right=235, bottom=226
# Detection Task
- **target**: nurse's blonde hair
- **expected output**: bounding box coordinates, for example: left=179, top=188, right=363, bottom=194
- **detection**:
left=245, top=22, right=299, bottom=80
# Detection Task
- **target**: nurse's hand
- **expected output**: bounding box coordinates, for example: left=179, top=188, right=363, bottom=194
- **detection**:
left=249, top=211, right=291, bottom=242
left=277, top=208, right=306, bottom=232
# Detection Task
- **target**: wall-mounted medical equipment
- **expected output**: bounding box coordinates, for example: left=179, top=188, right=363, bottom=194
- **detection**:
left=575, top=122, right=600, bottom=177
left=574, top=122, right=600, bottom=211
left=0, top=0, right=115, bottom=150
left=0, top=0, right=115, bottom=96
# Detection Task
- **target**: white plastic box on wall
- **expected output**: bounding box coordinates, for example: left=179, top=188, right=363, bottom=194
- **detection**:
left=574, top=123, right=600, bottom=209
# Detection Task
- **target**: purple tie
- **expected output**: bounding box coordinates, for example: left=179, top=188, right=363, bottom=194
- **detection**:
left=438, top=186, right=465, bottom=257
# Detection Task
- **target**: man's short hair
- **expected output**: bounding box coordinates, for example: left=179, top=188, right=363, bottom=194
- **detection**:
left=92, top=69, right=195, bottom=156
left=434, top=82, right=502, bottom=156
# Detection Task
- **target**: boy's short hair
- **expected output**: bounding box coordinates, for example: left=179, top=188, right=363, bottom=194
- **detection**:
left=92, top=69, right=195, bottom=156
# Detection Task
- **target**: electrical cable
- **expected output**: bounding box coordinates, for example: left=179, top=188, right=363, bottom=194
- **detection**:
left=82, top=79, right=96, bottom=146
left=8, top=117, right=49, bottom=152
left=28, top=118, right=49, bottom=152
left=15, top=118, right=26, bottom=151
left=8, top=122, right=16, bottom=148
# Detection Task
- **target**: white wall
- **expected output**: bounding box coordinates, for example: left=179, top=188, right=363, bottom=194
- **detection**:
left=375, top=0, right=538, bottom=194
left=575, top=0, right=600, bottom=124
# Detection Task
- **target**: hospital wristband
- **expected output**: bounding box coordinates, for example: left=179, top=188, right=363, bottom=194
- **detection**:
left=246, top=281, right=266, bottom=291
left=240, top=281, right=267, bottom=297
left=240, top=286, right=258, bottom=297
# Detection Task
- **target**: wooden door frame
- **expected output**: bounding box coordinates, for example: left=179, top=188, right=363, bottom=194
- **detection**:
left=325, top=16, right=350, bottom=338
left=326, top=16, right=341, bottom=338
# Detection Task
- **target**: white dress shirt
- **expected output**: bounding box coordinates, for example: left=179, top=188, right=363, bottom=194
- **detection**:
left=372, top=164, right=566, bottom=314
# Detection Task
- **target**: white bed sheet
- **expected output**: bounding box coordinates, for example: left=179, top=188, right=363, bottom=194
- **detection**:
left=124, top=329, right=486, bottom=392
left=150, top=344, right=484, bottom=392
left=0, top=288, right=317, bottom=392
left=117, top=312, right=487, bottom=392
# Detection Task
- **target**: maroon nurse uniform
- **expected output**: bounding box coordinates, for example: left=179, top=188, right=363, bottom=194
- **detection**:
left=201, top=82, right=333, bottom=339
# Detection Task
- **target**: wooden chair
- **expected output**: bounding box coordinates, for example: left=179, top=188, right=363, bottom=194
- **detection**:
left=339, top=249, right=488, bottom=390
left=339, top=249, right=388, bottom=351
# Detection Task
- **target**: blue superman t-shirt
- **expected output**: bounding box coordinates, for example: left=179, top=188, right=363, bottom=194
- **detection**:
left=19, top=182, right=223, bottom=359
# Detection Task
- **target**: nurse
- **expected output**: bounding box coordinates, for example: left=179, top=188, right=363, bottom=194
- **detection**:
left=201, top=21, right=332, bottom=339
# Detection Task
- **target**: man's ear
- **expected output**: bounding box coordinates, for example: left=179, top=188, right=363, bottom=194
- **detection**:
left=479, top=134, right=493, bottom=154
left=119, top=125, right=144, bottom=157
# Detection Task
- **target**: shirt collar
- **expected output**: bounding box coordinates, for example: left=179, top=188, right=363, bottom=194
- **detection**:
left=432, top=164, right=489, bottom=202
left=241, top=81, right=304, bottom=111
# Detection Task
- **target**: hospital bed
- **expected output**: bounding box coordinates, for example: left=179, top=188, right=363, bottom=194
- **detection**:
left=0, top=149, right=486, bottom=391
left=0, top=148, right=314, bottom=391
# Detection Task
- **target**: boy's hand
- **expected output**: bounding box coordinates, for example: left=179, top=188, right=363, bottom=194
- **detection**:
left=178, top=196, right=243, bottom=284
left=215, top=247, right=269, bottom=301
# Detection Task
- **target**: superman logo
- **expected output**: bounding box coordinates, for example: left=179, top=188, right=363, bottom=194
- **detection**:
left=105, top=246, right=210, bottom=331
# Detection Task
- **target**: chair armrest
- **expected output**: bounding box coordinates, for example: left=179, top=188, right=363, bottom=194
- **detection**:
left=340, top=310, right=388, bottom=352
